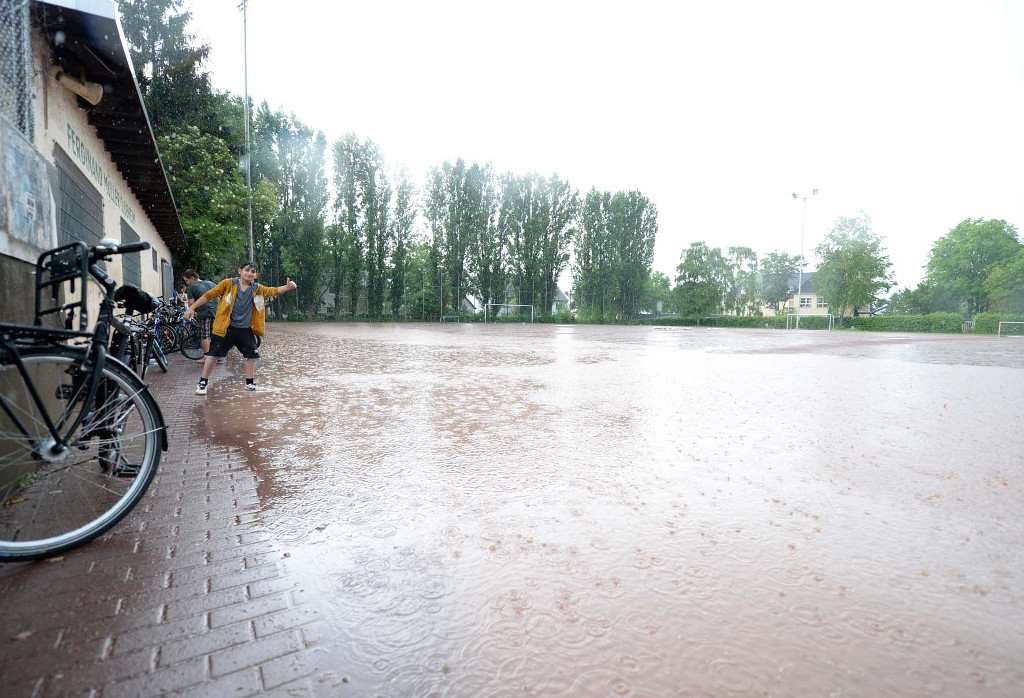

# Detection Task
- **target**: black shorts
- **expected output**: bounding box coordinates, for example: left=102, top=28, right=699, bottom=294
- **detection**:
left=207, top=326, right=260, bottom=360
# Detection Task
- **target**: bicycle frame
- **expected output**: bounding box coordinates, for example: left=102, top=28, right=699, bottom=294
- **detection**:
left=0, top=242, right=161, bottom=452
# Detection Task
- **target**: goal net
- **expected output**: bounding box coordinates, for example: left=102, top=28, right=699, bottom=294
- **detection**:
left=484, top=304, right=534, bottom=322
left=998, top=321, right=1024, bottom=337
left=786, top=313, right=833, bottom=330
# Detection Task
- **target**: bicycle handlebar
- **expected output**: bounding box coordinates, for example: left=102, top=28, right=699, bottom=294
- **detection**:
left=90, top=239, right=151, bottom=263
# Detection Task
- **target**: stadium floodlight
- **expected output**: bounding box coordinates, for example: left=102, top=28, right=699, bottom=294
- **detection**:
left=792, top=188, right=818, bottom=329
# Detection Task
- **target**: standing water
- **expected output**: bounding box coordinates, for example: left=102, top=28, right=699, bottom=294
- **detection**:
left=194, top=323, right=1024, bottom=697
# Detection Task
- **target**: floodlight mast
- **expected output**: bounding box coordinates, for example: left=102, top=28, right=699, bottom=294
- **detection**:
left=240, top=0, right=255, bottom=261
left=792, top=189, right=818, bottom=329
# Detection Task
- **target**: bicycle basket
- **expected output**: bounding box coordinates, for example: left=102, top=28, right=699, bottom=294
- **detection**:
left=115, top=284, right=159, bottom=315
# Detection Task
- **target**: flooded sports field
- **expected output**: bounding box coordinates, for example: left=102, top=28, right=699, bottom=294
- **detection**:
left=196, top=323, right=1024, bottom=697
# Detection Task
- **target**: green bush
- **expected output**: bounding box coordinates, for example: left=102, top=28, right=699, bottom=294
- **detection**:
left=971, top=312, right=1024, bottom=334
left=703, top=315, right=766, bottom=328
left=653, top=317, right=701, bottom=326
left=844, top=312, right=964, bottom=333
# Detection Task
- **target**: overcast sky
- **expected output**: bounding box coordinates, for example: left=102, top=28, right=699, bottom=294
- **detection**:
left=182, top=0, right=1024, bottom=292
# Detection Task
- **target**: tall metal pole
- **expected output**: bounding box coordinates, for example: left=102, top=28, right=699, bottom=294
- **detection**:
left=242, top=0, right=255, bottom=261
left=796, top=196, right=807, bottom=329
left=792, top=189, right=817, bottom=329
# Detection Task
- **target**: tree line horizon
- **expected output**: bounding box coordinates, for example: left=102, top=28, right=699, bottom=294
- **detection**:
left=120, top=1, right=1024, bottom=324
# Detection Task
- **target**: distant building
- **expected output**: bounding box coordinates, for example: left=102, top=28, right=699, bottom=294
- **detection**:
left=781, top=271, right=832, bottom=316
left=550, top=288, right=569, bottom=314
left=778, top=271, right=870, bottom=317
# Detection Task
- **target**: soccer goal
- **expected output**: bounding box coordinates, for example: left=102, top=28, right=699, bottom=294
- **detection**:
left=484, top=303, right=534, bottom=322
left=997, top=321, right=1024, bottom=337
left=439, top=315, right=462, bottom=323
left=786, top=313, right=834, bottom=330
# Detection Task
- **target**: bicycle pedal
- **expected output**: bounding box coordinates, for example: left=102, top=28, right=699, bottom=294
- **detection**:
left=115, top=465, right=140, bottom=478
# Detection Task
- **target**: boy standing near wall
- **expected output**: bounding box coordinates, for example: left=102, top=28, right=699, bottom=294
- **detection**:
left=182, top=269, right=218, bottom=356
left=184, top=261, right=297, bottom=395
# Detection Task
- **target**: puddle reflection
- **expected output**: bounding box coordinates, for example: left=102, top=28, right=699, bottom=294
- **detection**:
left=196, top=324, right=1024, bottom=696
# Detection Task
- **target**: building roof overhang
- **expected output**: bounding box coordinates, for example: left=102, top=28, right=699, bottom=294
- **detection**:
left=34, top=0, right=187, bottom=255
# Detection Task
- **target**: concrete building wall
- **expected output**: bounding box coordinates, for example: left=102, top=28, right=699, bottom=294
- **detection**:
left=0, top=30, right=177, bottom=325
left=30, top=34, right=172, bottom=292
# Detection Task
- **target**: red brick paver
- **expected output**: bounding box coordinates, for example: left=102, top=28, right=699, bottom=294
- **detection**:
left=0, top=357, right=333, bottom=696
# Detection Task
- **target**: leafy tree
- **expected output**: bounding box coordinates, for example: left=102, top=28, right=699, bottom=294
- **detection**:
left=724, top=247, right=758, bottom=315
left=329, top=133, right=364, bottom=316
left=813, top=212, right=893, bottom=327
left=119, top=0, right=207, bottom=88
left=502, top=173, right=544, bottom=313
left=674, top=242, right=727, bottom=321
left=251, top=110, right=328, bottom=317
left=572, top=188, right=616, bottom=318
left=359, top=141, right=391, bottom=318
left=641, top=271, right=674, bottom=314
left=425, top=159, right=468, bottom=315
left=404, top=241, right=436, bottom=320
left=611, top=191, right=657, bottom=318
left=759, top=251, right=802, bottom=312
left=571, top=188, right=656, bottom=321
left=538, top=174, right=578, bottom=316
left=389, top=169, right=417, bottom=316
left=984, top=249, right=1024, bottom=314
left=465, top=166, right=504, bottom=310
left=925, top=219, right=1021, bottom=318
left=886, top=282, right=960, bottom=315
left=157, top=126, right=247, bottom=272
left=497, top=172, right=579, bottom=316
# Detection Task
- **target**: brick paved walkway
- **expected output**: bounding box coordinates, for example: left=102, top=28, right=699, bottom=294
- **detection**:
left=0, top=357, right=338, bottom=697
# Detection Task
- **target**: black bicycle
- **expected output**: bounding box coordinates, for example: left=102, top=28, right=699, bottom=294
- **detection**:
left=0, top=240, right=167, bottom=561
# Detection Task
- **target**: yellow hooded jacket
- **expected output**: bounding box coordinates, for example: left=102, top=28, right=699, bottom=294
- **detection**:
left=203, top=277, right=280, bottom=337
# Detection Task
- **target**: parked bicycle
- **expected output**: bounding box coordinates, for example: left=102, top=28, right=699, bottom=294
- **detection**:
left=0, top=239, right=167, bottom=561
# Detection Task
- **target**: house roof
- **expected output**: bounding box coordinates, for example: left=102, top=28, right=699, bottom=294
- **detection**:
left=788, top=271, right=819, bottom=294
left=554, top=288, right=569, bottom=302
left=34, top=0, right=187, bottom=254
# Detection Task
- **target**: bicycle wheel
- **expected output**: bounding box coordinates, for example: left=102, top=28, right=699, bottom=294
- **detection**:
left=171, top=324, right=188, bottom=352
left=157, top=326, right=177, bottom=354
left=180, top=328, right=204, bottom=361
left=153, top=340, right=168, bottom=373
left=0, top=346, right=164, bottom=560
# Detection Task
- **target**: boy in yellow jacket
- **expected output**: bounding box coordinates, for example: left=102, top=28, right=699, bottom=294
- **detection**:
left=183, top=261, right=297, bottom=394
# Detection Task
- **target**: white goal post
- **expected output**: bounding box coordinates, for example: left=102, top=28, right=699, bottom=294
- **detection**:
left=484, top=303, right=534, bottom=322
left=997, top=321, right=1024, bottom=337
left=786, top=313, right=834, bottom=330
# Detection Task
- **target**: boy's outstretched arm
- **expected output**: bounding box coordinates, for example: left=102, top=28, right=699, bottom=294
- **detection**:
left=183, top=295, right=208, bottom=320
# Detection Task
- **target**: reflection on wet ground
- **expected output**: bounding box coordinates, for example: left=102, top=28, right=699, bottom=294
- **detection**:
left=197, top=324, right=1024, bottom=696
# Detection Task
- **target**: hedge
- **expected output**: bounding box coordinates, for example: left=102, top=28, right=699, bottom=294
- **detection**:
left=971, top=313, right=1024, bottom=334
left=843, top=312, right=964, bottom=333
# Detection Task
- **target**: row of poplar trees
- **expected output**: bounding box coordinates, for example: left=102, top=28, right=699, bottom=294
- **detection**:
left=119, top=0, right=659, bottom=320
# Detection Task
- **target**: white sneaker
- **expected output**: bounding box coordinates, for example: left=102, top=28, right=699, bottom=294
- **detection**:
left=196, top=380, right=208, bottom=396
left=245, top=382, right=257, bottom=391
